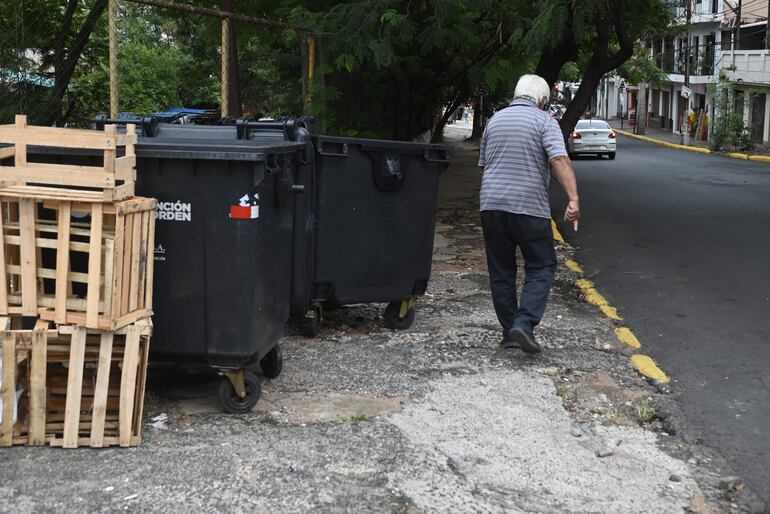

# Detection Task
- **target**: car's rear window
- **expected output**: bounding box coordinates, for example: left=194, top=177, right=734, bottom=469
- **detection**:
left=576, top=120, right=610, bottom=130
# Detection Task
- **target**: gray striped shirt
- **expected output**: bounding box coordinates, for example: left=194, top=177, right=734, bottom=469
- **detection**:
left=478, top=99, right=567, bottom=219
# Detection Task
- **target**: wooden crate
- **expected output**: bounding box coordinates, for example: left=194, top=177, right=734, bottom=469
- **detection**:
left=0, top=319, right=151, bottom=448
left=0, top=196, right=156, bottom=330
left=0, top=115, right=136, bottom=202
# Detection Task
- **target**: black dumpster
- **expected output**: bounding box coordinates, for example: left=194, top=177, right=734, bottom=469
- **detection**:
left=309, top=136, right=449, bottom=332
left=22, top=126, right=307, bottom=413
left=235, top=121, right=450, bottom=334
left=133, top=133, right=306, bottom=412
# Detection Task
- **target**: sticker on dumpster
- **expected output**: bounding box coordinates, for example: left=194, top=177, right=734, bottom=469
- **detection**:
left=154, top=243, right=166, bottom=262
left=157, top=201, right=191, bottom=222
left=230, top=194, right=259, bottom=220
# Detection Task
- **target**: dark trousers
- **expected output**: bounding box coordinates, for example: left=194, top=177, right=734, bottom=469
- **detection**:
left=480, top=210, right=557, bottom=337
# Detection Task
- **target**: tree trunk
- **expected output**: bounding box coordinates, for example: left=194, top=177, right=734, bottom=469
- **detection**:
left=52, top=0, right=78, bottom=126
left=219, top=0, right=241, bottom=117
left=535, top=38, right=578, bottom=86
left=42, top=0, right=107, bottom=126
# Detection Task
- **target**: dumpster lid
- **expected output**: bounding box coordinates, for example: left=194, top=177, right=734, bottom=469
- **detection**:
left=314, top=135, right=451, bottom=164
left=136, top=137, right=306, bottom=162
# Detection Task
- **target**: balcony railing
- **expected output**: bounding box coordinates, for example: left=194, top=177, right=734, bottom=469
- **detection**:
left=721, top=50, right=770, bottom=84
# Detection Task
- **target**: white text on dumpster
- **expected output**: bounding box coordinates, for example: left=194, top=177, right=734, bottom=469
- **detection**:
left=157, top=201, right=191, bottom=222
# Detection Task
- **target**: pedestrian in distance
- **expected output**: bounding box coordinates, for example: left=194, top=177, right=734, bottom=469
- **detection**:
left=478, top=74, right=580, bottom=354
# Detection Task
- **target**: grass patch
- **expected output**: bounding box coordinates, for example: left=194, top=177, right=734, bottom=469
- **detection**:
left=555, top=383, right=568, bottom=398
left=634, top=398, right=657, bottom=424
left=349, top=414, right=369, bottom=423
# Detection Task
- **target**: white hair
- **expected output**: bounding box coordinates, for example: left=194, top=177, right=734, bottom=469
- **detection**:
left=514, top=74, right=551, bottom=106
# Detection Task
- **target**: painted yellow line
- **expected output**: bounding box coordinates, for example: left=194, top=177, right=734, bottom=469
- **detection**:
left=748, top=154, right=770, bottom=164
left=551, top=220, right=565, bottom=243
left=615, top=327, right=641, bottom=349
left=630, top=354, right=670, bottom=383
left=564, top=259, right=583, bottom=274
left=615, top=129, right=711, bottom=154
left=575, top=278, right=623, bottom=321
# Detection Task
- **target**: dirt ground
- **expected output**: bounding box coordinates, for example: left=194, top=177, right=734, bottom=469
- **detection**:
left=0, top=125, right=762, bottom=513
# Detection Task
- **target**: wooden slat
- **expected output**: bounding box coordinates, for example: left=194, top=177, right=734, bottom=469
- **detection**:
left=6, top=265, right=90, bottom=285
left=86, top=203, right=103, bottom=328
left=129, top=212, right=144, bottom=312
left=0, top=126, right=116, bottom=150
left=107, top=182, right=135, bottom=202
left=112, top=308, right=152, bottom=331
left=0, top=332, right=16, bottom=446
left=4, top=234, right=91, bottom=253
left=116, top=197, right=156, bottom=215
left=13, top=116, right=27, bottom=168
left=114, top=155, right=136, bottom=180
left=103, top=238, right=115, bottom=319
left=120, top=213, right=133, bottom=315
left=50, top=436, right=127, bottom=448
left=145, top=211, right=156, bottom=310
left=0, top=166, right=116, bottom=188
left=19, top=198, right=37, bottom=315
left=111, top=209, right=125, bottom=317
left=55, top=201, right=71, bottom=324
left=119, top=325, right=140, bottom=447
left=0, top=147, right=14, bottom=160
left=137, top=212, right=149, bottom=309
left=132, top=337, right=150, bottom=439
left=103, top=125, right=117, bottom=176
left=90, top=332, right=114, bottom=448
left=0, top=201, right=7, bottom=315
left=27, top=328, right=48, bottom=445
left=62, top=327, right=87, bottom=448
left=0, top=186, right=108, bottom=202
left=43, top=200, right=118, bottom=215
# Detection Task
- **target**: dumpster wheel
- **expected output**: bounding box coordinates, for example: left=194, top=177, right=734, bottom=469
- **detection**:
left=218, top=370, right=262, bottom=413
left=384, top=300, right=416, bottom=330
left=260, top=344, right=283, bottom=379
left=302, top=305, right=322, bottom=338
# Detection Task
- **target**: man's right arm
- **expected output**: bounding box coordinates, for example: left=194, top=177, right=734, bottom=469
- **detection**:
left=550, top=155, right=580, bottom=230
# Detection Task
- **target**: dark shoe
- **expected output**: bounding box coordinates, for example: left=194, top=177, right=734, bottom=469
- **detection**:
left=500, top=336, right=520, bottom=349
left=508, top=327, right=542, bottom=354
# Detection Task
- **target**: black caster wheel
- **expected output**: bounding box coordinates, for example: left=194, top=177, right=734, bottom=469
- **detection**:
left=260, top=344, right=283, bottom=379
left=218, top=370, right=261, bottom=414
left=302, top=306, right=321, bottom=337
left=384, top=301, right=415, bottom=330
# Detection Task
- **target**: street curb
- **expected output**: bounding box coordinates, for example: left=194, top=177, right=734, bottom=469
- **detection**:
left=553, top=225, right=671, bottom=384
left=614, top=129, right=711, bottom=154
left=616, top=128, right=770, bottom=164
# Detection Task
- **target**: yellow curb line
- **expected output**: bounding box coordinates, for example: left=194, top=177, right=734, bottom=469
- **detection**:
left=553, top=219, right=671, bottom=383
left=616, top=128, right=770, bottom=165
left=614, top=327, right=641, bottom=349
left=630, top=354, right=670, bottom=383
left=551, top=220, right=565, bottom=243
left=615, top=129, right=711, bottom=154
left=575, top=278, right=623, bottom=321
left=749, top=154, right=770, bottom=164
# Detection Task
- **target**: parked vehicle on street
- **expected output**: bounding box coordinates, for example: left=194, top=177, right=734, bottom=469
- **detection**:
left=568, top=119, right=617, bottom=159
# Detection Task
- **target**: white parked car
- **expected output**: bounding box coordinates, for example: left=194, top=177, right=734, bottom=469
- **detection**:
left=568, top=119, right=616, bottom=160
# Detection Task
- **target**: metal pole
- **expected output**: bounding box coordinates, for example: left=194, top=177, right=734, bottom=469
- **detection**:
left=307, top=34, right=316, bottom=109
left=733, top=0, right=743, bottom=50
left=108, top=0, right=119, bottom=118
left=221, top=17, right=229, bottom=118
left=682, top=0, right=692, bottom=139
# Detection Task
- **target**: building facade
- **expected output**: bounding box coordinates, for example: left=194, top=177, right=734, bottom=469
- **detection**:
left=595, top=0, right=770, bottom=145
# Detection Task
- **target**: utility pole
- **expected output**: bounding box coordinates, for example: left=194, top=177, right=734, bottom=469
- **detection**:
left=733, top=0, right=743, bottom=51
left=681, top=0, right=692, bottom=143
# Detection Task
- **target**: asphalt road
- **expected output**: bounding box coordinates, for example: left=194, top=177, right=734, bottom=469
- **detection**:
left=552, top=136, right=770, bottom=509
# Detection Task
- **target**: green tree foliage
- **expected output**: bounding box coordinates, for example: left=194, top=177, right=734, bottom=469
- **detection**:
left=1, top=0, right=675, bottom=141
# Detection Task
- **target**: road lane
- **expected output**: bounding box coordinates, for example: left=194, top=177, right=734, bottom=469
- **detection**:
left=552, top=135, right=770, bottom=507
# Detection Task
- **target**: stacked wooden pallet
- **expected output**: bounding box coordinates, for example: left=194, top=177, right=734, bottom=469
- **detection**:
left=0, top=115, right=155, bottom=448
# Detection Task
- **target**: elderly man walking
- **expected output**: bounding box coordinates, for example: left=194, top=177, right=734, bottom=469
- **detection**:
left=478, top=74, right=580, bottom=354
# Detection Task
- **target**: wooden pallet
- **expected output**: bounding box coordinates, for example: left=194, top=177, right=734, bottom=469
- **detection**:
left=0, top=318, right=151, bottom=448
left=0, top=115, right=136, bottom=202
left=0, top=196, right=156, bottom=330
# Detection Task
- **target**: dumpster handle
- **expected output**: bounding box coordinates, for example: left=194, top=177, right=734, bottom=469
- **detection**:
left=317, top=140, right=349, bottom=157
left=423, top=147, right=450, bottom=163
